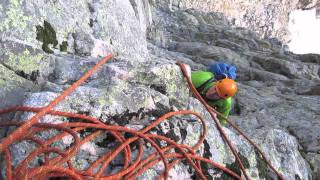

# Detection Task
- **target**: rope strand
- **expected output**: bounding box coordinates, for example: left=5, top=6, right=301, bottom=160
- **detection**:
left=0, top=56, right=282, bottom=180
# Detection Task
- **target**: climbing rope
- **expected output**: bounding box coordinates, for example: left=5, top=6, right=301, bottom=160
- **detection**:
left=0, top=54, right=242, bottom=180
left=178, top=62, right=285, bottom=180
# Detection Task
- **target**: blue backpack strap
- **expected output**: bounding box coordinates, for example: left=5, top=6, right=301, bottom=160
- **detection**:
left=209, top=63, right=237, bottom=80
left=227, top=65, right=237, bottom=80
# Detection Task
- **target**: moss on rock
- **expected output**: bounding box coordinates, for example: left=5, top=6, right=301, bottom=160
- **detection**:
left=36, top=20, right=58, bottom=53
left=60, top=41, right=68, bottom=52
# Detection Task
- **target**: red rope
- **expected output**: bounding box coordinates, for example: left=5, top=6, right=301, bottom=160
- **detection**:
left=0, top=55, right=241, bottom=179
left=177, top=62, right=285, bottom=180
left=178, top=62, right=250, bottom=179
left=0, top=54, right=113, bottom=152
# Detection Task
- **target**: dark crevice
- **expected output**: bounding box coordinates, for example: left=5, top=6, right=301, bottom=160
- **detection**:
left=129, top=0, right=139, bottom=19
left=297, top=85, right=320, bottom=96
left=67, top=111, right=91, bottom=122
left=108, top=108, right=146, bottom=126
left=38, top=158, right=44, bottom=166
left=87, top=3, right=97, bottom=29
left=180, top=128, right=187, bottom=140
left=78, top=128, right=95, bottom=139
left=165, top=129, right=181, bottom=142
left=219, top=153, right=250, bottom=180
left=66, top=111, right=96, bottom=138
left=150, top=84, right=167, bottom=94
left=231, top=97, right=241, bottom=115
left=0, top=62, right=39, bottom=82
left=191, top=140, right=222, bottom=179
left=149, top=102, right=171, bottom=117
left=200, top=140, right=214, bottom=180
left=16, top=70, right=40, bottom=82
left=87, top=2, right=95, bottom=13
left=96, top=133, right=116, bottom=148
left=255, top=150, right=274, bottom=179
left=295, top=174, right=301, bottom=180
left=89, top=19, right=95, bottom=27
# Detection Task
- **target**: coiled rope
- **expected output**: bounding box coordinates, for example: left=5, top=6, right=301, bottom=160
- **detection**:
left=0, top=54, right=240, bottom=180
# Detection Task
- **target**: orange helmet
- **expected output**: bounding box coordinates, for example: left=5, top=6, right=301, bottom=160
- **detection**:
left=215, top=78, right=237, bottom=99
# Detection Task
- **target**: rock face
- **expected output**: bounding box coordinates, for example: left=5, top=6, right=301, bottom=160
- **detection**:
left=147, top=3, right=319, bottom=179
left=150, top=0, right=319, bottom=43
left=0, top=0, right=148, bottom=60
left=0, top=0, right=319, bottom=179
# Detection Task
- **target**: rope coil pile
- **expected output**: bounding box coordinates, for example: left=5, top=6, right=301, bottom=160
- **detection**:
left=0, top=54, right=283, bottom=179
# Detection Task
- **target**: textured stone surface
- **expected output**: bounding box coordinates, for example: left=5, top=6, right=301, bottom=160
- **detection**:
left=150, top=0, right=319, bottom=43
left=306, top=153, right=320, bottom=178
left=0, top=64, right=36, bottom=110
left=146, top=2, right=319, bottom=179
left=0, top=39, right=55, bottom=83
left=0, top=0, right=148, bottom=60
left=0, top=0, right=319, bottom=179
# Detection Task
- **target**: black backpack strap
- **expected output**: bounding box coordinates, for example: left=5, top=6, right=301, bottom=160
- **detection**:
left=196, top=77, right=215, bottom=94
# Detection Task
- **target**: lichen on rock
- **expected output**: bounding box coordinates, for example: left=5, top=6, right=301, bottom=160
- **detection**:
left=0, top=0, right=319, bottom=179
left=0, top=0, right=31, bottom=34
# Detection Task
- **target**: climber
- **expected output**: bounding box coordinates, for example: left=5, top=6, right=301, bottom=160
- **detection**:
left=189, top=63, right=238, bottom=125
